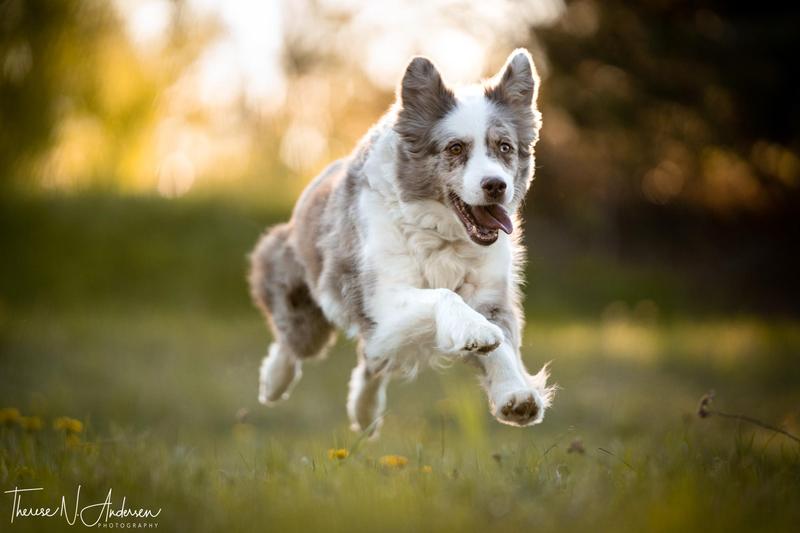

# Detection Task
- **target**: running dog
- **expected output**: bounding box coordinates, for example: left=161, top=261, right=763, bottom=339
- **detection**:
left=249, top=49, right=554, bottom=436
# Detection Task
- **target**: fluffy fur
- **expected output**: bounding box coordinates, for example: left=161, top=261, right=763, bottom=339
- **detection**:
left=249, top=49, right=554, bottom=436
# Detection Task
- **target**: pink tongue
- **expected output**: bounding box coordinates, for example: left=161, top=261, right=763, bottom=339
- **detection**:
left=471, top=204, right=513, bottom=234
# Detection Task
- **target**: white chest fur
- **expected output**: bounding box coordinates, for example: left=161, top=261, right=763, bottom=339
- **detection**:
left=403, top=226, right=483, bottom=295
left=359, top=128, right=513, bottom=304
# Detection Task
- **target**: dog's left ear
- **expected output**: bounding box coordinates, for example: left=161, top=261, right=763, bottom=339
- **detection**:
left=486, top=49, right=539, bottom=108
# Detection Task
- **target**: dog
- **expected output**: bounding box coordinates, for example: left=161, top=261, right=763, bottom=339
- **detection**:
left=249, top=49, right=554, bottom=436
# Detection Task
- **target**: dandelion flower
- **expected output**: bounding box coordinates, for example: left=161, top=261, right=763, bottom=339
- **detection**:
left=54, top=417, right=84, bottom=434
left=328, top=448, right=349, bottom=460
left=20, top=416, right=43, bottom=432
left=379, top=455, right=409, bottom=468
left=0, top=407, right=22, bottom=426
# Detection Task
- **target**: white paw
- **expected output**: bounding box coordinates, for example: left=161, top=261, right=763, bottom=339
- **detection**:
left=491, top=387, right=545, bottom=427
left=347, top=364, right=387, bottom=438
left=258, top=344, right=302, bottom=406
left=437, top=309, right=503, bottom=355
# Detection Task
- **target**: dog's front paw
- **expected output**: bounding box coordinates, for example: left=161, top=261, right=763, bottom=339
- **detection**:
left=437, top=310, right=503, bottom=355
left=462, top=321, right=503, bottom=354
left=492, top=387, right=544, bottom=427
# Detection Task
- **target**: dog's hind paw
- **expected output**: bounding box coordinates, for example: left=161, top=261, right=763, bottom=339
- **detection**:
left=258, top=343, right=302, bottom=406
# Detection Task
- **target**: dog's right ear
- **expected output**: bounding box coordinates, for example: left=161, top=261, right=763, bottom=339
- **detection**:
left=397, top=57, right=456, bottom=146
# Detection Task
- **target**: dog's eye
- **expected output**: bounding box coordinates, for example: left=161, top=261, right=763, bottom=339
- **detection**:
left=447, top=143, right=463, bottom=156
left=499, top=142, right=512, bottom=154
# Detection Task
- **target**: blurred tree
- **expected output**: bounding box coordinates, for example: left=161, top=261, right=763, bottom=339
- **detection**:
left=0, top=0, right=212, bottom=192
left=532, top=0, right=800, bottom=312
left=537, top=1, right=799, bottom=211
left=0, top=0, right=112, bottom=186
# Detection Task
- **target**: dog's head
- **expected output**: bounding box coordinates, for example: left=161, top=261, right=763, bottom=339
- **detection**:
left=394, top=49, right=541, bottom=246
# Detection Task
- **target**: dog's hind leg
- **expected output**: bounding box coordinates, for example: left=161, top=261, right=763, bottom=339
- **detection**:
left=347, top=345, right=389, bottom=437
left=249, top=224, right=335, bottom=405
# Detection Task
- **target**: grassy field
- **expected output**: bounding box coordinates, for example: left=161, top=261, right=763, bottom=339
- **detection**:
left=1, top=194, right=799, bottom=532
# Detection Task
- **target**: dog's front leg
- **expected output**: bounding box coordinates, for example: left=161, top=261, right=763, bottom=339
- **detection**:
left=467, top=301, right=554, bottom=426
left=479, top=342, right=553, bottom=426
left=365, top=287, right=504, bottom=360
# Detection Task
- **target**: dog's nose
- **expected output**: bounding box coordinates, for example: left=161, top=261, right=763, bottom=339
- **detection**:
left=481, top=177, right=507, bottom=201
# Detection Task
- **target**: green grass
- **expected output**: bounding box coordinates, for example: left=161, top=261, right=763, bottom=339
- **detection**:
left=1, top=310, right=799, bottom=532
left=1, top=192, right=799, bottom=531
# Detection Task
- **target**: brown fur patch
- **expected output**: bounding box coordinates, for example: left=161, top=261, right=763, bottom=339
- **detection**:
left=288, top=145, right=378, bottom=335
left=290, top=160, right=341, bottom=283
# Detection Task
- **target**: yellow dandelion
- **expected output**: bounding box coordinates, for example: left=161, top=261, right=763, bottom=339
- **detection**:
left=0, top=407, right=22, bottom=426
left=20, top=416, right=43, bottom=432
left=378, top=455, right=409, bottom=468
left=420, top=465, right=433, bottom=474
left=54, top=417, right=83, bottom=434
left=328, top=448, right=349, bottom=460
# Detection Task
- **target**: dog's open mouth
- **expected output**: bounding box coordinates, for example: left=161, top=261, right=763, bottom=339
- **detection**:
left=449, top=192, right=513, bottom=246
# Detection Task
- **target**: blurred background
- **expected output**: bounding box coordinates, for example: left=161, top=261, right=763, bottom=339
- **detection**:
left=2, top=2, right=800, bottom=531
left=1, top=0, right=799, bottom=319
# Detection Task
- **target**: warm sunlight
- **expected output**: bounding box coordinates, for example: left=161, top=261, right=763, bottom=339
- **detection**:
left=3, top=3, right=799, bottom=532
left=41, top=0, right=566, bottom=196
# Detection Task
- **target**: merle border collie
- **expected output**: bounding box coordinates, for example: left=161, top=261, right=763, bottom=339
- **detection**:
left=249, top=49, right=554, bottom=436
